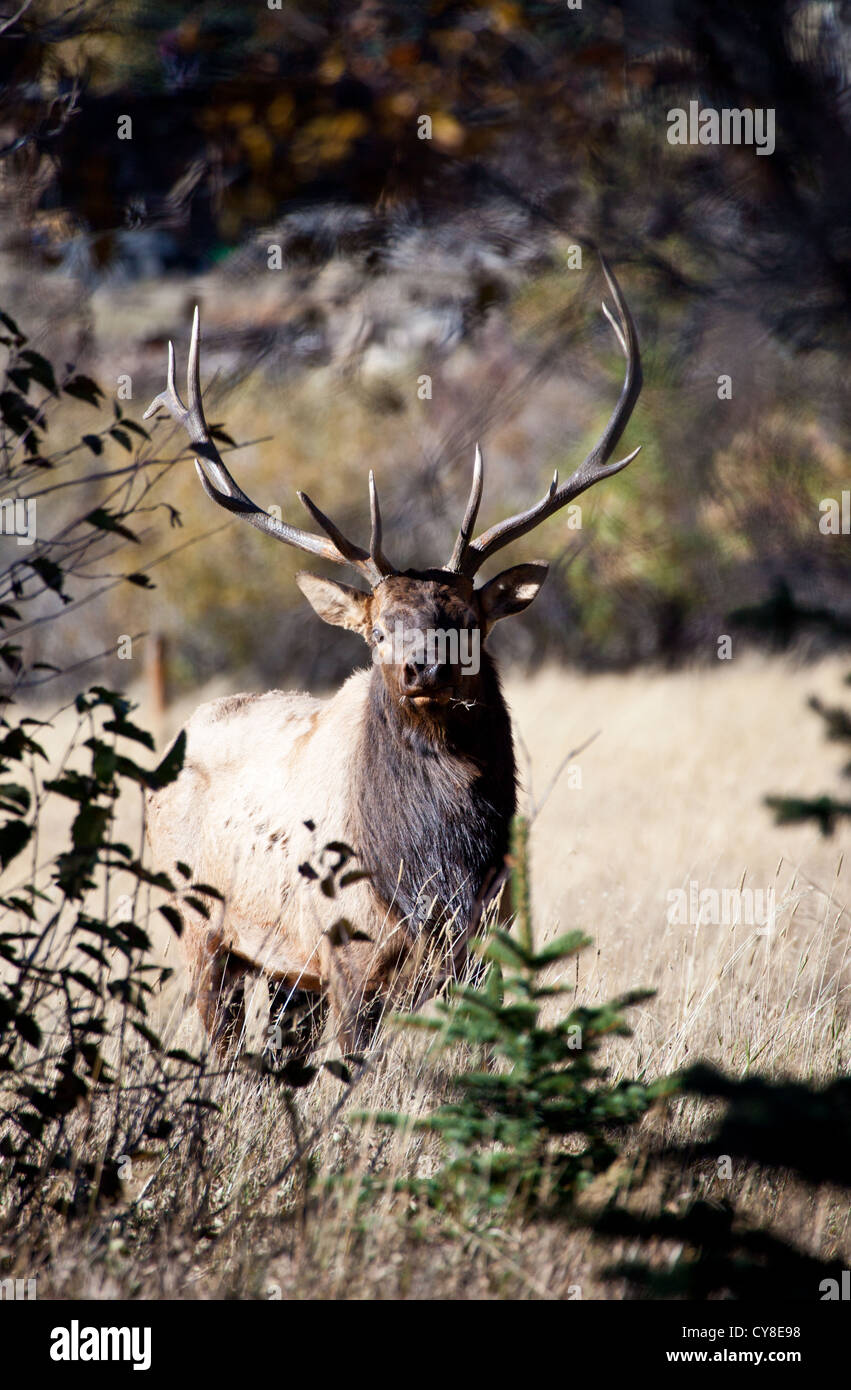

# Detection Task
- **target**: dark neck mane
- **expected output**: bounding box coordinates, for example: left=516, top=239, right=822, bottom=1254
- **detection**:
left=352, top=656, right=516, bottom=935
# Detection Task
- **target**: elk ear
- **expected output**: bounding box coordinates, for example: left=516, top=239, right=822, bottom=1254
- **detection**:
left=295, top=573, right=371, bottom=635
left=478, top=562, right=549, bottom=628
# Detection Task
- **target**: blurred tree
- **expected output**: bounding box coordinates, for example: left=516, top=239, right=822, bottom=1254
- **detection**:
left=766, top=671, right=851, bottom=835
left=2, top=0, right=848, bottom=680
left=0, top=0, right=845, bottom=351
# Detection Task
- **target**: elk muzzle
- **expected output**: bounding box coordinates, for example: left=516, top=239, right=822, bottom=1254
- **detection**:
left=400, top=655, right=455, bottom=703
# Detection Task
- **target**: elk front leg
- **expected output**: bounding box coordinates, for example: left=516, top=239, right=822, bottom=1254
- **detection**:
left=192, top=944, right=251, bottom=1056
left=267, top=980, right=327, bottom=1060
left=321, top=930, right=426, bottom=1054
left=323, top=947, right=383, bottom=1054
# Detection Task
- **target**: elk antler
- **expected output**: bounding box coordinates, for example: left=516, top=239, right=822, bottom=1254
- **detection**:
left=143, top=306, right=396, bottom=586
left=448, top=253, right=642, bottom=579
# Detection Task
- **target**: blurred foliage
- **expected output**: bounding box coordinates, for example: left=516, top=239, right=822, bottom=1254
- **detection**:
left=766, top=670, right=851, bottom=834
left=2, top=0, right=846, bottom=343
left=0, top=303, right=350, bottom=1250
left=0, top=683, right=199, bottom=1218
left=0, top=305, right=208, bottom=1223
left=1, top=0, right=849, bottom=683
left=0, top=297, right=182, bottom=693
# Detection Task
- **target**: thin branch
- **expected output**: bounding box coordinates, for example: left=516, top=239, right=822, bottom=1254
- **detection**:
left=0, top=0, right=33, bottom=37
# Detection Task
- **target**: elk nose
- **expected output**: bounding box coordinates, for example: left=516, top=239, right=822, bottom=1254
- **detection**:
left=403, top=659, right=450, bottom=691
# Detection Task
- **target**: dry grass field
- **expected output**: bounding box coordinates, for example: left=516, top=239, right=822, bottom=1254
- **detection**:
left=516, top=655, right=849, bottom=1085
left=4, top=649, right=848, bottom=1300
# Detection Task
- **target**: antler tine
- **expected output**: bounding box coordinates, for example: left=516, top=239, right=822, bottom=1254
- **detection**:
left=601, top=300, right=627, bottom=357
left=183, top=305, right=249, bottom=503
left=368, top=471, right=394, bottom=578
left=143, top=309, right=248, bottom=507
left=142, top=338, right=183, bottom=426
left=297, top=489, right=373, bottom=568
left=447, top=442, right=484, bottom=574
left=144, top=307, right=387, bottom=580
left=457, top=253, right=642, bottom=578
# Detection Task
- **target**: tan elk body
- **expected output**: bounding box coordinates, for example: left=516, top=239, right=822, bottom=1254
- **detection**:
left=143, top=255, right=642, bottom=1054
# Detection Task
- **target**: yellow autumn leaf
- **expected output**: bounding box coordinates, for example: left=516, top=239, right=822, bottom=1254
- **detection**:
left=240, top=125, right=274, bottom=168
left=267, top=93, right=295, bottom=132
left=319, top=52, right=345, bottom=83
left=431, top=112, right=465, bottom=150
left=226, top=102, right=254, bottom=128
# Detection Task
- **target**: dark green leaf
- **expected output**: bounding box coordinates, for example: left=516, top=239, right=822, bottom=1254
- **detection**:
left=146, top=730, right=185, bottom=790
left=103, top=717, right=154, bottom=750
left=0, top=310, right=24, bottom=341
left=0, top=818, right=32, bottom=870
left=158, top=904, right=183, bottom=936
left=276, top=1060, right=317, bottom=1088
left=63, top=374, right=103, bottom=406
left=109, top=426, right=133, bottom=451
left=84, top=508, right=140, bottom=544
left=131, top=1021, right=162, bottom=1050
left=20, top=350, right=57, bottom=393
left=0, top=389, right=38, bottom=436
left=14, top=1011, right=42, bottom=1046
left=0, top=783, right=30, bottom=813
left=71, top=803, right=110, bottom=850
left=27, top=556, right=69, bottom=604
left=324, top=1059, right=352, bottom=1084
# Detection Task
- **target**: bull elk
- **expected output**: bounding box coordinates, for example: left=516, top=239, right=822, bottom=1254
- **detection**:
left=143, top=254, right=641, bottom=1056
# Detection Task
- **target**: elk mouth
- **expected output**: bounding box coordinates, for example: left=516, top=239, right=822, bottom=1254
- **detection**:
left=400, top=690, right=453, bottom=707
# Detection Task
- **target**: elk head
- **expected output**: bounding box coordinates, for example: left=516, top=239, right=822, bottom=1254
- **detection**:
left=295, top=553, right=547, bottom=716
left=144, top=254, right=641, bottom=723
